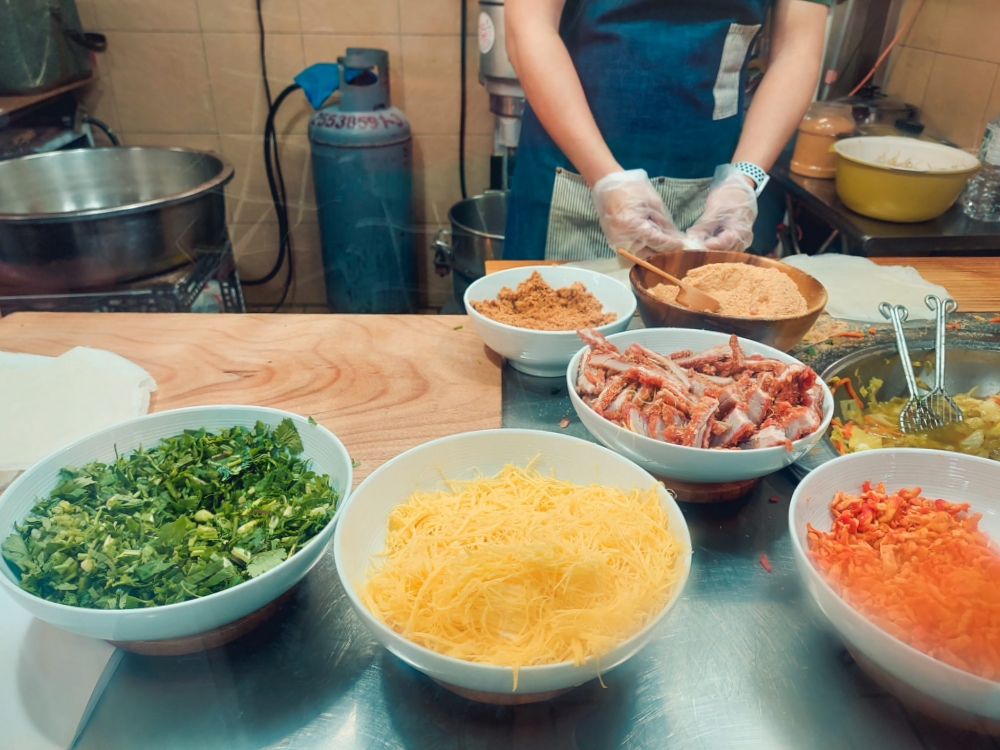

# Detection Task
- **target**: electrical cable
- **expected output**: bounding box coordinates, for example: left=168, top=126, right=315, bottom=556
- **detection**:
left=848, top=0, right=925, bottom=97
left=243, top=0, right=296, bottom=312
left=459, top=0, right=468, bottom=199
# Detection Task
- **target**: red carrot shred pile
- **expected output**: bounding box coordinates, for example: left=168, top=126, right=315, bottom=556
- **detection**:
left=807, top=482, right=1000, bottom=680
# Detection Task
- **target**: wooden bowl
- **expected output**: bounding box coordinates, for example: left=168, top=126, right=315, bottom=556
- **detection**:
left=658, top=476, right=762, bottom=504
left=432, top=679, right=573, bottom=705
left=107, top=587, right=297, bottom=656
left=629, top=250, right=828, bottom=353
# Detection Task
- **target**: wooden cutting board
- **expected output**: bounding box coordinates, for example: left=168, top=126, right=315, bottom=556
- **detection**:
left=0, top=313, right=502, bottom=486
left=869, top=257, right=1000, bottom=313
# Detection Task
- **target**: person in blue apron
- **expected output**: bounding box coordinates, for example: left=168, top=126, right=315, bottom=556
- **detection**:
left=504, top=0, right=831, bottom=261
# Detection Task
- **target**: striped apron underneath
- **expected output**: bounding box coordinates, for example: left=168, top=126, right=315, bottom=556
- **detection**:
left=543, top=169, right=712, bottom=261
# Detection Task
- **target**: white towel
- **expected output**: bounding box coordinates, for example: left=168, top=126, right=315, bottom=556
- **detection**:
left=0, top=584, right=121, bottom=750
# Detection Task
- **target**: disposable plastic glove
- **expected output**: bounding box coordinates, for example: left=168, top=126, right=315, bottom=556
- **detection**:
left=591, top=169, right=686, bottom=257
left=685, top=164, right=759, bottom=252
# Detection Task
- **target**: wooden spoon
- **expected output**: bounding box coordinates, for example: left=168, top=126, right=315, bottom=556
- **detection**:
left=616, top=248, right=721, bottom=313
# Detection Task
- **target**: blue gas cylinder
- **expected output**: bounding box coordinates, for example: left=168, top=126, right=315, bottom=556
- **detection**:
left=308, top=49, right=416, bottom=313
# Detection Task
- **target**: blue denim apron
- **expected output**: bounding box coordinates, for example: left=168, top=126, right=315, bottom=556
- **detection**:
left=506, top=0, right=770, bottom=260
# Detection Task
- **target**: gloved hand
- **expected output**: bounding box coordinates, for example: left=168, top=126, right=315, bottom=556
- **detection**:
left=685, top=164, right=760, bottom=252
left=591, top=169, right=686, bottom=257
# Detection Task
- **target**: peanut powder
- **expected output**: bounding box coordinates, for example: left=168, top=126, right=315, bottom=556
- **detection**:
left=648, top=262, right=807, bottom=319
left=471, top=271, right=617, bottom=331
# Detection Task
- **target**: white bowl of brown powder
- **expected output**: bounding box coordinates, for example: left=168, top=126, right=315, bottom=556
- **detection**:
left=465, top=267, right=636, bottom=377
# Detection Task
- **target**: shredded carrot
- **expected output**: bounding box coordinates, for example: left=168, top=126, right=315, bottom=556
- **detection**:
left=830, top=377, right=865, bottom=410
left=841, top=421, right=854, bottom=440
left=862, top=415, right=902, bottom=436
left=868, top=327, right=877, bottom=335
left=990, top=317, right=1000, bottom=324
left=830, top=331, right=865, bottom=339
left=946, top=323, right=961, bottom=330
left=760, top=554, right=773, bottom=573
left=832, top=438, right=846, bottom=455
left=808, top=482, right=1000, bottom=681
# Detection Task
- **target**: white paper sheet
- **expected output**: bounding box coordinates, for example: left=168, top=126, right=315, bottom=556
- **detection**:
left=0, top=585, right=121, bottom=750
left=562, top=256, right=635, bottom=286
left=780, top=254, right=952, bottom=323
left=0, top=347, right=157, bottom=484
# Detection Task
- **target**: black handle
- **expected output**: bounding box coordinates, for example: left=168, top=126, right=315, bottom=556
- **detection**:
left=65, top=29, right=107, bottom=52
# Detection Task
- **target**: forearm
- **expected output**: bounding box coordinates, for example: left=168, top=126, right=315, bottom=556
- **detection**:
left=506, top=0, right=620, bottom=186
left=732, top=0, right=827, bottom=172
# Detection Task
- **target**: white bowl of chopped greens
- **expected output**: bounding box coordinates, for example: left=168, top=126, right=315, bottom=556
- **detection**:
left=0, top=406, right=352, bottom=644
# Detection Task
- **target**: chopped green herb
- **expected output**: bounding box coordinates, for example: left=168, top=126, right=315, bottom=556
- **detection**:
left=1, top=419, right=338, bottom=609
left=804, top=346, right=816, bottom=357
left=477, top=358, right=483, bottom=365
left=351, top=458, right=361, bottom=469
left=307, top=416, right=318, bottom=425
left=453, top=325, right=463, bottom=330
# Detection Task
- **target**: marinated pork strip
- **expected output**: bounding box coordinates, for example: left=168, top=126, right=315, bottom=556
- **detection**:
left=575, top=331, right=824, bottom=450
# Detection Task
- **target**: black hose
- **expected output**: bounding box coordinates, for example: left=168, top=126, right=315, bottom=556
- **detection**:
left=459, top=0, right=468, bottom=200
left=241, top=83, right=300, bottom=293
left=83, top=115, right=119, bottom=146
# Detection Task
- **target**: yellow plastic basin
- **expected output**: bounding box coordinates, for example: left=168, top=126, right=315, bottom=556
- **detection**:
left=833, top=136, right=980, bottom=223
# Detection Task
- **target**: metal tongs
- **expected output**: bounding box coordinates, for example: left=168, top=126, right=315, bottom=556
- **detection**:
left=924, top=294, right=963, bottom=426
left=879, top=302, right=943, bottom=434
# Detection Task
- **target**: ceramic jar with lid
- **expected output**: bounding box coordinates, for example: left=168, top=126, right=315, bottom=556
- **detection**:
left=790, top=102, right=856, bottom=179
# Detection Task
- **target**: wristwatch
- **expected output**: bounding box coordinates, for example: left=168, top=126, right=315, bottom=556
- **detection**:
left=732, top=162, right=770, bottom=197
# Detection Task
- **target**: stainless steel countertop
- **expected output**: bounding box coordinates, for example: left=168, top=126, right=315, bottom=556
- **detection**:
left=75, top=364, right=1000, bottom=750
left=770, top=156, right=1000, bottom=257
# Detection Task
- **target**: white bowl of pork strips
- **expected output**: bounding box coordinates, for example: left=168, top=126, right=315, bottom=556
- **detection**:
left=566, top=329, right=833, bottom=483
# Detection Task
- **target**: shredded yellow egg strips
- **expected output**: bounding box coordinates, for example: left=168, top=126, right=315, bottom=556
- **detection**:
left=362, top=464, right=684, bottom=687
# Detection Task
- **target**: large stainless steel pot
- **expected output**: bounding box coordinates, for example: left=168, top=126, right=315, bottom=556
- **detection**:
left=433, top=191, right=506, bottom=304
left=0, top=147, right=234, bottom=293
left=794, top=335, right=1000, bottom=476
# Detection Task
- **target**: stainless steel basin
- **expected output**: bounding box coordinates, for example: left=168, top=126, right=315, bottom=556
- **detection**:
left=794, top=337, right=1000, bottom=474
left=0, top=147, right=234, bottom=293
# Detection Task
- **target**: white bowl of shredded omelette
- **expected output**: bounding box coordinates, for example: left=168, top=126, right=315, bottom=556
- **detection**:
left=333, top=429, right=692, bottom=701
left=790, top=449, right=1000, bottom=726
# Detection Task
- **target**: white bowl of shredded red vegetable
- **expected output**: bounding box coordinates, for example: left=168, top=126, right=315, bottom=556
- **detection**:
left=0, top=405, right=352, bottom=644
left=790, top=449, right=1000, bottom=723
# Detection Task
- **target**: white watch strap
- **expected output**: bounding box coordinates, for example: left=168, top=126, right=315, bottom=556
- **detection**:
left=732, top=162, right=769, bottom=196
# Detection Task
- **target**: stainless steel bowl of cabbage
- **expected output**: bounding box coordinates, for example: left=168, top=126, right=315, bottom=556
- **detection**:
left=794, top=340, right=1000, bottom=475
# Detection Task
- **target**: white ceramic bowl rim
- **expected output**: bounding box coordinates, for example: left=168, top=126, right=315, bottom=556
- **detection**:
left=567, top=329, right=834, bottom=458
left=788, top=447, right=1000, bottom=691
left=463, top=266, right=637, bottom=337
left=333, top=428, right=692, bottom=681
left=0, top=404, right=351, bottom=619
